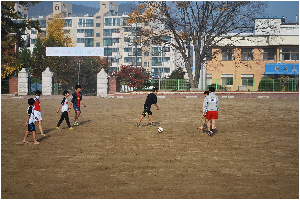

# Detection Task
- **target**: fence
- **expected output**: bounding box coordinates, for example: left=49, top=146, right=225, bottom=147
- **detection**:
left=208, top=78, right=299, bottom=92
left=146, top=79, right=190, bottom=91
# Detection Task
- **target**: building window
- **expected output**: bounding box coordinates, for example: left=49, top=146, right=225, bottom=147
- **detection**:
left=104, top=48, right=112, bottom=56
left=31, top=30, right=37, bottom=34
left=206, top=48, right=212, bottom=61
left=96, top=33, right=100, bottom=37
left=78, top=19, right=94, bottom=27
left=280, top=48, right=299, bottom=61
left=39, top=19, right=46, bottom=28
left=77, top=29, right=84, bottom=33
left=262, top=48, right=275, bottom=61
left=144, top=52, right=149, bottom=56
left=85, top=29, right=94, bottom=37
left=124, top=47, right=132, bottom=52
left=96, top=42, right=100, bottom=47
left=152, top=57, right=163, bottom=66
left=102, top=4, right=106, bottom=8
left=77, top=38, right=84, bottom=43
left=96, top=23, right=101, bottom=27
left=241, top=48, right=254, bottom=61
left=164, top=57, right=170, bottom=62
left=103, top=38, right=112, bottom=46
left=31, top=39, right=36, bottom=44
left=221, top=48, right=233, bottom=61
left=241, top=74, right=253, bottom=86
left=206, top=74, right=212, bottom=86
left=96, top=16, right=101, bottom=19
left=221, top=74, right=233, bottom=86
left=85, top=38, right=94, bottom=47
left=152, top=47, right=161, bottom=56
left=64, top=19, right=72, bottom=27
left=124, top=57, right=132, bottom=63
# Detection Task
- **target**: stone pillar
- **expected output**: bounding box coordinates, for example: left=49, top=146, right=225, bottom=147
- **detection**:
left=18, top=68, right=30, bottom=95
left=97, top=68, right=108, bottom=97
left=42, top=67, right=54, bottom=95
left=9, top=76, right=18, bottom=95
left=108, top=77, right=120, bottom=94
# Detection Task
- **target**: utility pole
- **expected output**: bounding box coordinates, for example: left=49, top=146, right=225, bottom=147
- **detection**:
left=135, top=23, right=138, bottom=68
left=77, top=60, right=80, bottom=85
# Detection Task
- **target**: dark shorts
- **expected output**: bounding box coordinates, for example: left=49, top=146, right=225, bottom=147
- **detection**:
left=73, top=104, right=81, bottom=112
left=28, top=123, right=36, bottom=132
left=142, top=104, right=152, bottom=116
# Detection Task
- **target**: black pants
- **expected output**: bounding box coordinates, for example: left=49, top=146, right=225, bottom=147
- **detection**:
left=57, top=111, right=71, bottom=128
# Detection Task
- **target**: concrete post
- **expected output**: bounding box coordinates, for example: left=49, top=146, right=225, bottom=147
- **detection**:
left=18, top=68, right=30, bottom=95
left=97, top=68, right=108, bottom=97
left=42, top=67, right=54, bottom=95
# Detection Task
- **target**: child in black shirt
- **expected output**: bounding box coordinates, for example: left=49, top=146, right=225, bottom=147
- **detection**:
left=136, top=87, right=159, bottom=127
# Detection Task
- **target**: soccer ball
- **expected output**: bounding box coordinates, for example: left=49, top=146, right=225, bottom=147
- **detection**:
left=158, top=127, right=163, bottom=133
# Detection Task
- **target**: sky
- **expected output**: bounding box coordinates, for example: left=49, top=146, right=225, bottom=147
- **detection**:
left=67, top=1, right=299, bottom=23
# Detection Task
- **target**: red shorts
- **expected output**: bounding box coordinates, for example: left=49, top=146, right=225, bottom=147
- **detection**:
left=206, top=111, right=218, bottom=120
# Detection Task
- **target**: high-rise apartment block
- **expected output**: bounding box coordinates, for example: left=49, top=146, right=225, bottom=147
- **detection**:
left=26, top=1, right=182, bottom=78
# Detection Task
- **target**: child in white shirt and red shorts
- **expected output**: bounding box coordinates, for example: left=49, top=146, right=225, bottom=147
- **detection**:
left=203, top=87, right=219, bottom=137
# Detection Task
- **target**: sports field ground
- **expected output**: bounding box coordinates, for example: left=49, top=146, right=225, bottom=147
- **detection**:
left=1, top=95, right=299, bottom=198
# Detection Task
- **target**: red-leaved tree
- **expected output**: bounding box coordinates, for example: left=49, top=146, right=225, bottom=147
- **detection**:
left=111, top=65, right=150, bottom=89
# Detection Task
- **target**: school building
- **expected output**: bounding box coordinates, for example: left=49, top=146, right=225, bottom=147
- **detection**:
left=205, top=18, right=299, bottom=91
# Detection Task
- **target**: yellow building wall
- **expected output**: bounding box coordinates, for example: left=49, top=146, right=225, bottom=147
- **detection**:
left=206, top=46, right=299, bottom=91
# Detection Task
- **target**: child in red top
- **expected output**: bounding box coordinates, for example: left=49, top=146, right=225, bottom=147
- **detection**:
left=34, top=90, right=45, bottom=136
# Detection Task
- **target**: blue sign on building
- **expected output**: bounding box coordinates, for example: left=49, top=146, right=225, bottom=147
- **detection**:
left=265, top=63, right=299, bottom=75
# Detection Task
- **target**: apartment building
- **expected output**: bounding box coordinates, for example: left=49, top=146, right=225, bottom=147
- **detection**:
left=205, top=17, right=299, bottom=91
left=26, top=1, right=182, bottom=78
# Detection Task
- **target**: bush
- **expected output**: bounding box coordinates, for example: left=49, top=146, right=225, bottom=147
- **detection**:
left=258, top=78, right=281, bottom=91
left=206, top=84, right=226, bottom=91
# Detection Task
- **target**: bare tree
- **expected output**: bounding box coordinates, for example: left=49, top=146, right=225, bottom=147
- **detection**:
left=131, top=1, right=267, bottom=88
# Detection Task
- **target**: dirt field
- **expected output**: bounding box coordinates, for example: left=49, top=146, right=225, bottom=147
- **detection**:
left=1, top=96, right=299, bottom=198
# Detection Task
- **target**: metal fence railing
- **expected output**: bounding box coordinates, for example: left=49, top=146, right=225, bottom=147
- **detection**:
left=148, top=79, right=191, bottom=91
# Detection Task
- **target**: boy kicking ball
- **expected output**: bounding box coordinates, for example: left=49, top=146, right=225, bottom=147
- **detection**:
left=136, top=87, right=159, bottom=127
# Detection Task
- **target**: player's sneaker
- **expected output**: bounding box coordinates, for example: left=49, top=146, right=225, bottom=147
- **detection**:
left=149, top=123, right=154, bottom=127
left=56, top=127, right=61, bottom=130
left=135, top=123, right=141, bottom=127
left=207, top=131, right=213, bottom=137
left=197, top=126, right=203, bottom=130
left=213, top=126, right=217, bottom=130
left=74, top=122, right=79, bottom=126
left=69, top=127, right=75, bottom=130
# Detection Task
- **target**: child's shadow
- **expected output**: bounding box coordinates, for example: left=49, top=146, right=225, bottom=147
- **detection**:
left=79, top=120, right=92, bottom=126
left=37, top=128, right=56, bottom=142
left=145, top=121, right=161, bottom=126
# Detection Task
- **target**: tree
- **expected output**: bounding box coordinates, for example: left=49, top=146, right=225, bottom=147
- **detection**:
left=76, top=56, right=110, bottom=94
left=37, top=14, right=74, bottom=85
left=31, top=37, right=45, bottom=79
left=130, top=1, right=267, bottom=88
left=1, top=1, right=41, bottom=78
left=111, top=65, right=150, bottom=89
left=168, top=67, right=185, bottom=79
